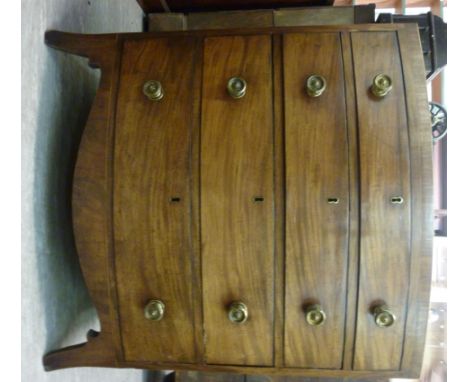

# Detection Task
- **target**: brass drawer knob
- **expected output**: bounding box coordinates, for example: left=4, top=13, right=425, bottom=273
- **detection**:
left=143, top=80, right=164, bottom=101
left=373, top=305, right=396, bottom=328
left=305, top=304, right=326, bottom=326
left=306, top=75, right=326, bottom=97
left=228, top=302, right=248, bottom=324
left=371, top=74, right=392, bottom=98
left=144, top=299, right=165, bottom=321
left=227, top=77, right=247, bottom=99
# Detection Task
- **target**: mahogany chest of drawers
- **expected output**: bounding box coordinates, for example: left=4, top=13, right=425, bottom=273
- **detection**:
left=43, top=23, right=433, bottom=379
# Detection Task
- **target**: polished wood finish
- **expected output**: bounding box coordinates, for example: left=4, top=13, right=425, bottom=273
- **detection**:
left=42, top=32, right=123, bottom=370
left=283, top=32, right=349, bottom=369
left=187, top=10, right=274, bottom=30
left=113, top=37, right=198, bottom=363
left=351, top=31, right=411, bottom=371
left=274, top=7, right=354, bottom=26
left=339, top=31, right=360, bottom=371
left=148, top=6, right=376, bottom=32
left=272, top=34, right=286, bottom=369
left=190, top=37, right=206, bottom=365
left=43, top=24, right=432, bottom=379
left=398, top=23, right=434, bottom=378
left=45, top=25, right=405, bottom=52
left=201, top=35, right=275, bottom=366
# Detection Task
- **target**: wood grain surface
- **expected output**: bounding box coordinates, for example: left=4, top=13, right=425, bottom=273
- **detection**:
left=398, top=24, right=433, bottom=379
left=201, top=35, right=275, bottom=366
left=43, top=25, right=432, bottom=378
left=43, top=32, right=123, bottom=370
left=340, top=31, right=360, bottom=371
left=283, top=33, right=349, bottom=369
left=351, top=32, right=411, bottom=371
left=45, top=25, right=403, bottom=45
left=112, top=358, right=410, bottom=378
left=113, top=37, right=198, bottom=363
left=272, top=34, right=286, bottom=369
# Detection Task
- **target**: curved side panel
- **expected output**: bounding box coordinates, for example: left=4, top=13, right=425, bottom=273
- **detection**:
left=398, top=24, right=434, bottom=378
left=43, top=31, right=122, bottom=370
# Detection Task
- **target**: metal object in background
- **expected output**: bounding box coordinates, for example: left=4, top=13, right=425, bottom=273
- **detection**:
left=377, top=12, right=447, bottom=81
left=430, top=101, right=447, bottom=143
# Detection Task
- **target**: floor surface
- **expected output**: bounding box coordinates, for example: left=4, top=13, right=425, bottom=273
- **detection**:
left=22, top=1, right=147, bottom=381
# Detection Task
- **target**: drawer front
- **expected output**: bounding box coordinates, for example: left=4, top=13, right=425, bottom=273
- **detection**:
left=283, top=33, right=350, bottom=369
left=352, top=32, right=411, bottom=370
left=114, top=38, right=198, bottom=363
left=201, top=35, right=275, bottom=366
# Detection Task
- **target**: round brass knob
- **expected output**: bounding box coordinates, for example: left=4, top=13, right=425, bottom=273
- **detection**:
left=305, top=304, right=326, bottom=326
left=371, top=74, right=392, bottom=98
left=373, top=305, right=396, bottom=328
left=227, top=77, right=247, bottom=99
left=144, top=299, right=165, bottom=321
left=228, top=302, right=248, bottom=324
left=143, top=80, right=164, bottom=101
left=306, top=75, right=327, bottom=97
